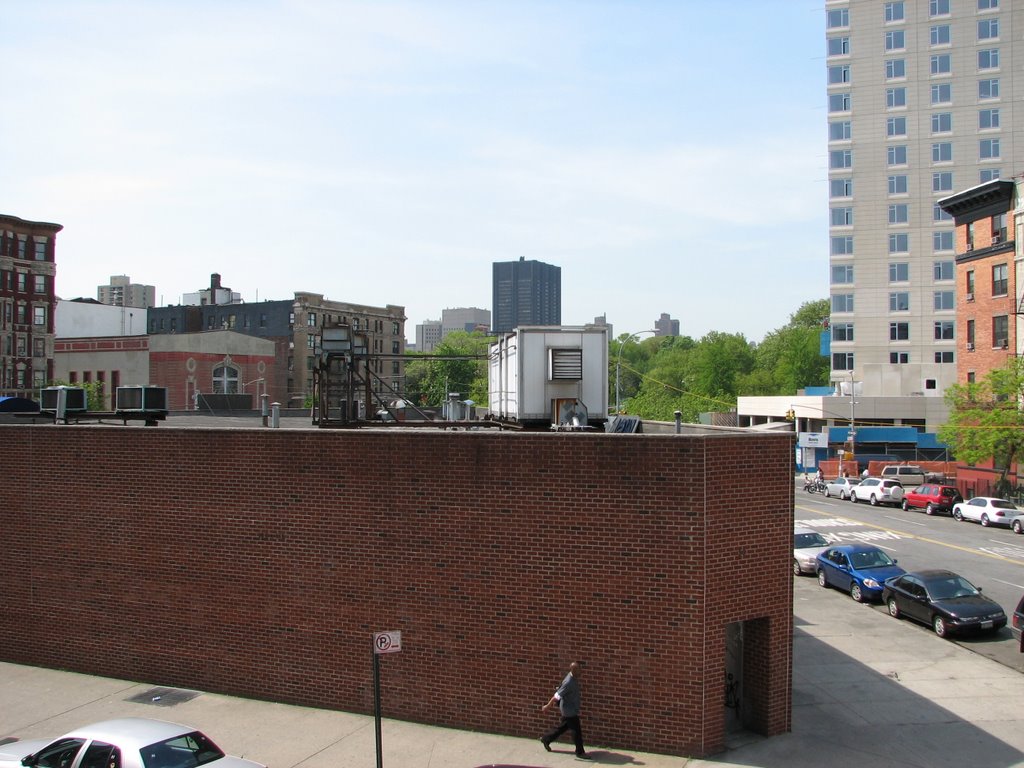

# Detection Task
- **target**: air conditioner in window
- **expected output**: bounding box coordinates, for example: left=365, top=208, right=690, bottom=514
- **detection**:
left=966, top=292, right=975, bottom=302
left=966, top=342, right=975, bottom=351
left=1001, top=341, right=1009, bottom=349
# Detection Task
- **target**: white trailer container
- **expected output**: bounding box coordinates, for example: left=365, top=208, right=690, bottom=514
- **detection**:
left=488, top=326, right=608, bottom=429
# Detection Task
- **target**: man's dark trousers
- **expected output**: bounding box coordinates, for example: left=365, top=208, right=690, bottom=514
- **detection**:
left=543, top=715, right=585, bottom=755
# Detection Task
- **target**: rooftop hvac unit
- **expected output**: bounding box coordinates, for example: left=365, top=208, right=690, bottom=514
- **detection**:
left=40, top=386, right=87, bottom=413
left=116, top=386, right=168, bottom=412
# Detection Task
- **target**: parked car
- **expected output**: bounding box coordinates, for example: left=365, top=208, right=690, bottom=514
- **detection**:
left=850, top=477, right=904, bottom=506
left=880, top=465, right=926, bottom=487
left=951, top=496, right=1021, bottom=527
left=882, top=570, right=1007, bottom=638
left=1012, top=593, right=1024, bottom=645
left=0, top=718, right=266, bottom=768
left=1009, top=511, right=1024, bottom=535
left=901, top=484, right=962, bottom=515
left=815, top=544, right=905, bottom=603
left=793, top=527, right=831, bottom=576
left=823, top=476, right=860, bottom=500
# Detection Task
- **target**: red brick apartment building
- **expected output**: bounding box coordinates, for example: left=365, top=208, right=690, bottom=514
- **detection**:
left=938, top=180, right=1022, bottom=495
left=0, top=425, right=795, bottom=758
left=0, top=214, right=62, bottom=398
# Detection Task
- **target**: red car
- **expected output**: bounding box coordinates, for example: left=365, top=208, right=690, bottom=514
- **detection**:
left=901, top=484, right=962, bottom=515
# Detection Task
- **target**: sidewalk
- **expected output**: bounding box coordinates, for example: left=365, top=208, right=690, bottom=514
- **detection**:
left=2, top=579, right=1023, bottom=768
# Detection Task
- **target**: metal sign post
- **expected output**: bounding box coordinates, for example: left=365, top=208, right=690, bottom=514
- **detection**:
left=372, top=631, right=401, bottom=768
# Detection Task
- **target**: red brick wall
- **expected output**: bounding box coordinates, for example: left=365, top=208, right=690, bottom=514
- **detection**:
left=0, top=426, right=794, bottom=757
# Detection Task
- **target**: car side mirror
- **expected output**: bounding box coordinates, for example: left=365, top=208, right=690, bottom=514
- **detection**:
left=22, top=757, right=36, bottom=767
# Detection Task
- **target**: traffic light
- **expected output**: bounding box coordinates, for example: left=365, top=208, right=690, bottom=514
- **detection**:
left=785, top=408, right=796, bottom=421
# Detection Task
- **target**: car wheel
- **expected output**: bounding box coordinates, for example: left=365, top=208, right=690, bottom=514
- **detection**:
left=841, top=490, right=848, bottom=500
left=817, top=569, right=829, bottom=589
left=933, top=615, right=948, bottom=638
left=981, top=513, right=990, bottom=527
left=850, top=583, right=864, bottom=603
left=887, top=598, right=900, bottom=619
left=901, top=498, right=908, bottom=510
left=1014, top=520, right=1023, bottom=534
left=926, top=503, right=935, bottom=516
left=870, top=494, right=879, bottom=506
left=824, top=486, right=831, bottom=497
left=851, top=493, right=858, bottom=504
left=793, top=559, right=803, bottom=577
left=953, top=509, right=963, bottom=521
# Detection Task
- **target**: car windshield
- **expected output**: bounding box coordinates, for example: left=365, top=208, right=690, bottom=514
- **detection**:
left=795, top=532, right=829, bottom=548
left=926, top=575, right=980, bottom=600
left=849, top=550, right=895, bottom=569
left=141, top=732, right=225, bottom=768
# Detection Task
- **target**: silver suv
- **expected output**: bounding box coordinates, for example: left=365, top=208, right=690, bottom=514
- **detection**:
left=881, top=465, right=926, bottom=487
left=851, top=477, right=905, bottom=507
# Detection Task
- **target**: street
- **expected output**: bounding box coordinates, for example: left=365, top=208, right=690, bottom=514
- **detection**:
left=795, top=482, right=1024, bottom=673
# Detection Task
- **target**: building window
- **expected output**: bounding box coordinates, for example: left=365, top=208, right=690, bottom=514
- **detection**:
left=933, top=260, right=954, bottom=280
left=831, top=236, right=854, bottom=255
left=993, top=316, right=1009, bottom=348
left=934, top=351, right=954, bottom=363
left=884, top=2, right=904, bottom=22
left=930, top=25, right=951, bottom=46
left=832, top=264, right=854, bottom=284
left=932, top=172, right=953, bottom=192
left=979, top=79, right=1000, bottom=99
left=889, top=233, right=909, bottom=253
left=33, top=275, right=46, bottom=293
left=829, top=65, right=851, bottom=84
left=830, top=150, right=852, bottom=169
left=886, top=117, right=906, bottom=137
left=888, top=175, right=908, bottom=195
left=885, top=30, right=905, bottom=51
left=307, top=312, right=317, bottom=327
left=832, top=323, right=854, bottom=342
left=993, top=263, right=1008, bottom=295
left=980, top=168, right=1001, bottom=183
left=890, top=322, right=910, bottom=341
left=831, top=207, right=854, bottom=226
left=930, top=83, right=951, bottom=104
left=890, top=352, right=910, bottom=364
left=888, top=204, right=909, bottom=224
left=934, top=321, right=954, bottom=340
left=930, top=54, right=951, bottom=75
left=829, top=92, right=851, bottom=112
left=830, top=121, right=852, bottom=141
left=33, top=337, right=45, bottom=357
left=170, top=318, right=177, bottom=332
left=828, top=36, right=850, bottom=57
left=887, top=145, right=907, bottom=166
left=979, top=108, right=1000, bottom=130
left=978, top=48, right=999, bottom=70
left=885, top=59, right=906, bottom=79
left=967, top=270, right=976, bottom=295
left=933, top=231, right=954, bottom=251
left=980, top=138, right=1001, bottom=160
left=832, top=352, right=854, bottom=371
left=890, top=292, right=910, bottom=311
left=932, top=142, right=952, bottom=162
left=934, top=291, right=954, bottom=310
left=931, top=0, right=951, bottom=16
left=16, top=272, right=26, bottom=292
left=931, top=112, right=952, bottom=133
left=978, top=0, right=998, bottom=10
left=886, top=88, right=907, bottom=108
left=889, top=262, right=910, bottom=282
left=827, top=8, right=849, bottom=28
left=830, top=178, right=853, bottom=198
left=33, top=239, right=47, bottom=260
left=33, top=306, right=45, bottom=326
left=967, top=319, right=975, bottom=346
left=212, top=364, right=239, bottom=394
left=978, top=18, right=999, bottom=40
left=307, top=335, right=315, bottom=349
left=832, top=294, right=854, bottom=313
left=934, top=203, right=952, bottom=222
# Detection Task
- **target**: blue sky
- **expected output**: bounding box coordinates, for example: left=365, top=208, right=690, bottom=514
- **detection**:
left=2, top=1, right=826, bottom=343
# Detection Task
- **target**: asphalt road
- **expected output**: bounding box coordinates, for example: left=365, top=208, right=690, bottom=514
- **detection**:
left=795, top=481, right=1024, bottom=673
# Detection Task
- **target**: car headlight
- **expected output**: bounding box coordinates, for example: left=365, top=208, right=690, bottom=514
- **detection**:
left=862, top=578, right=880, bottom=588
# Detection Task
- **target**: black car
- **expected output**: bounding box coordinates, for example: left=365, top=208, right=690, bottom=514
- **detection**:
left=882, top=569, right=1006, bottom=638
left=1013, top=593, right=1024, bottom=646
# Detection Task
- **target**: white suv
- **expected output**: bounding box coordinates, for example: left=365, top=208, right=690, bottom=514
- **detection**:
left=851, top=477, right=905, bottom=507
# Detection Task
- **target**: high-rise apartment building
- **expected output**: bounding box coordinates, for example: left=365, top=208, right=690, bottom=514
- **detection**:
left=826, top=0, right=1019, bottom=397
left=492, top=257, right=561, bottom=333
left=98, top=275, right=156, bottom=308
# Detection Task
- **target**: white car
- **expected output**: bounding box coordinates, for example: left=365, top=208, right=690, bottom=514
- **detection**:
left=850, top=477, right=904, bottom=507
left=823, top=476, right=860, bottom=500
left=0, top=718, right=265, bottom=768
left=951, top=496, right=1021, bottom=528
left=793, top=527, right=830, bottom=576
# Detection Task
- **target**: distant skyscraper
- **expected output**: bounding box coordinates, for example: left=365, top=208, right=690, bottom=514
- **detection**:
left=654, top=313, right=679, bottom=337
left=97, top=275, right=155, bottom=309
left=492, top=257, right=561, bottom=333
left=825, top=0, right=1019, bottom=397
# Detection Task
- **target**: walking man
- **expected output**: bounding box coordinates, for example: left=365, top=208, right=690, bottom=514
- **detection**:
left=540, top=661, right=591, bottom=760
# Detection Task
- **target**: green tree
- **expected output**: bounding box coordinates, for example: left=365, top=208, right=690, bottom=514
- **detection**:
left=938, top=357, right=1024, bottom=498
left=750, top=299, right=830, bottom=395
left=405, top=331, right=492, bottom=407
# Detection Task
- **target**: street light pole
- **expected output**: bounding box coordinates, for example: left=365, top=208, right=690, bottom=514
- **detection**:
left=615, top=330, right=656, bottom=414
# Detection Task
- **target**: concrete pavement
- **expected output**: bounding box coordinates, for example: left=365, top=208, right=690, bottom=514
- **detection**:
left=2, top=577, right=1023, bottom=768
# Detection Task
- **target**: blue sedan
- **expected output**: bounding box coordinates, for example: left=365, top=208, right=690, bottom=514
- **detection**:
left=816, top=544, right=906, bottom=603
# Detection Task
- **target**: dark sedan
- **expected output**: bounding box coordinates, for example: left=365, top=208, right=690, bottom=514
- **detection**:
left=882, top=570, right=1007, bottom=638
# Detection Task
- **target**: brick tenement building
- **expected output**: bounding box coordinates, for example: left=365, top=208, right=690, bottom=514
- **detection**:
left=0, top=425, right=795, bottom=757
